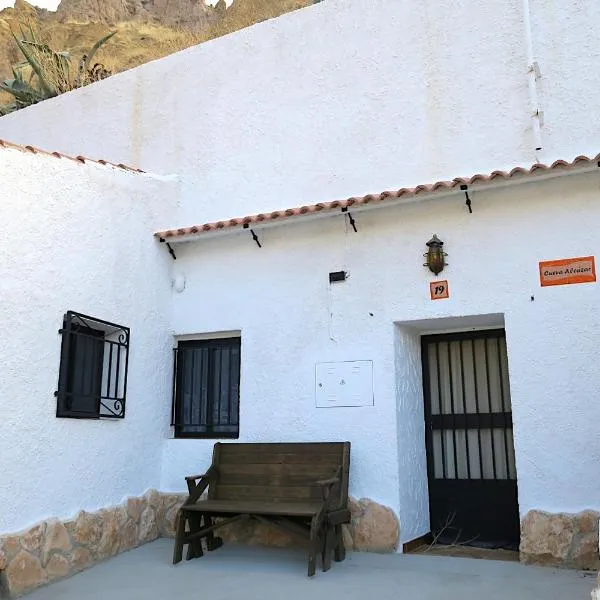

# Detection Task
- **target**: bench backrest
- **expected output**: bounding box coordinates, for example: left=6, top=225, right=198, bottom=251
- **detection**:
left=210, top=442, right=351, bottom=510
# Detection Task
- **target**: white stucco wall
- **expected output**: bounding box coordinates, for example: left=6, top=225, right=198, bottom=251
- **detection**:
left=1, top=0, right=599, bottom=226
left=160, top=171, right=600, bottom=541
left=0, top=0, right=599, bottom=543
left=394, top=326, right=429, bottom=542
left=0, top=148, right=175, bottom=534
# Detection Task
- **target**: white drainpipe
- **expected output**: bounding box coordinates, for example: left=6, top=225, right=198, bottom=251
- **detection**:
left=523, top=0, right=543, bottom=152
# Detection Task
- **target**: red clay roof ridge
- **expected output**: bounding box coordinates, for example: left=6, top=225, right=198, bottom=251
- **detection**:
left=0, top=138, right=144, bottom=173
left=155, top=151, right=600, bottom=241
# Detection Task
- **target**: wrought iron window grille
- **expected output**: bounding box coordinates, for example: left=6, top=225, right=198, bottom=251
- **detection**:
left=55, top=311, right=130, bottom=419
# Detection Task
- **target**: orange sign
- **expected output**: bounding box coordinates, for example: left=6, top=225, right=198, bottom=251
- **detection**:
left=430, top=280, right=449, bottom=300
left=539, top=256, right=596, bottom=287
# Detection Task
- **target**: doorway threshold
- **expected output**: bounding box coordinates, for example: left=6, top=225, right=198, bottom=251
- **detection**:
left=409, top=542, right=519, bottom=563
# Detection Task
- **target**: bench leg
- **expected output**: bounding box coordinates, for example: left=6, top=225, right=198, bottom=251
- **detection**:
left=308, top=517, right=320, bottom=577
left=205, top=516, right=224, bottom=551
left=173, top=510, right=186, bottom=565
left=185, top=513, right=204, bottom=560
left=322, top=525, right=333, bottom=572
left=334, top=525, right=346, bottom=562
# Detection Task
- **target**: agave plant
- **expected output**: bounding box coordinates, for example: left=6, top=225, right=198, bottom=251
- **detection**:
left=0, top=27, right=116, bottom=115
left=0, top=65, right=43, bottom=115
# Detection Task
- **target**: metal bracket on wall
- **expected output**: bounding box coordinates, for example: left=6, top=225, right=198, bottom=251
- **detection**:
left=341, top=207, right=358, bottom=232
left=243, top=223, right=262, bottom=248
left=159, top=238, right=177, bottom=260
left=460, top=185, right=473, bottom=214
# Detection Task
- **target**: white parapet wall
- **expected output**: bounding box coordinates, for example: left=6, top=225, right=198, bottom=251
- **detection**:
left=0, top=144, right=176, bottom=535
left=0, top=0, right=599, bottom=229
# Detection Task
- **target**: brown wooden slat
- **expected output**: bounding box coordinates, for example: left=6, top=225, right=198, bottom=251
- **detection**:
left=208, top=443, right=222, bottom=500
left=218, top=463, right=337, bottom=482
left=218, top=472, right=336, bottom=486
left=184, top=514, right=246, bottom=541
left=218, top=443, right=344, bottom=456
left=338, top=442, right=350, bottom=508
left=215, top=484, right=322, bottom=501
left=218, top=453, right=342, bottom=465
left=218, top=463, right=338, bottom=475
left=184, top=499, right=321, bottom=516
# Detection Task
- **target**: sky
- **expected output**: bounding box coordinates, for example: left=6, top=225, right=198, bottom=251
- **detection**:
left=0, top=0, right=59, bottom=8
left=0, top=0, right=230, bottom=9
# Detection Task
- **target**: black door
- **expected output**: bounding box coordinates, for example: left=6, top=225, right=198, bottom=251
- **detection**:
left=422, top=329, right=519, bottom=549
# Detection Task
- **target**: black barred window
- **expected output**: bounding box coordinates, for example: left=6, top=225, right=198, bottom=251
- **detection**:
left=55, top=312, right=129, bottom=419
left=171, top=338, right=240, bottom=438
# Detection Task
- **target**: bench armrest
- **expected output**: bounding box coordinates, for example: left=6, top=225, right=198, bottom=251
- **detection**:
left=185, top=473, right=212, bottom=482
left=315, top=477, right=340, bottom=488
left=314, top=477, right=341, bottom=507
left=185, top=465, right=217, bottom=503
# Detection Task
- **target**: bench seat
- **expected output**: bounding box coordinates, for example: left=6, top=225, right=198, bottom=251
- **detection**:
left=183, top=500, right=322, bottom=517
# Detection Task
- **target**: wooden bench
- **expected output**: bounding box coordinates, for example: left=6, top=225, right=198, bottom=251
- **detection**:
left=173, top=442, right=351, bottom=576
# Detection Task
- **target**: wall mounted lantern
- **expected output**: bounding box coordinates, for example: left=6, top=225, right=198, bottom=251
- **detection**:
left=424, top=234, right=447, bottom=275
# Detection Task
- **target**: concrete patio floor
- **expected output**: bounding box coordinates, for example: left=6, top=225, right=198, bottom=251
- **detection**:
left=26, top=538, right=596, bottom=600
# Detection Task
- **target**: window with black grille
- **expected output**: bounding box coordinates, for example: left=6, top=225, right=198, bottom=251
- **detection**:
left=55, top=311, right=130, bottom=419
left=171, top=337, right=241, bottom=438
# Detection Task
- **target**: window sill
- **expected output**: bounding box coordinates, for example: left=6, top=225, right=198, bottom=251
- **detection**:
left=172, top=431, right=239, bottom=440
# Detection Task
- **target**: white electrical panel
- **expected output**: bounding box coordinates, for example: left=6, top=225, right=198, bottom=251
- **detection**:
left=315, top=360, right=374, bottom=408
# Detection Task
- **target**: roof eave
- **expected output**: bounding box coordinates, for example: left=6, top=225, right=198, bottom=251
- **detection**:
left=155, top=162, right=600, bottom=245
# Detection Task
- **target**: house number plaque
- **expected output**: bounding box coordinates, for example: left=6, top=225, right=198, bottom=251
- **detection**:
left=430, top=280, right=449, bottom=300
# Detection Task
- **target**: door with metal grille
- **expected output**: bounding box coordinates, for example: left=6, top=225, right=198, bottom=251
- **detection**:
left=422, top=329, right=519, bottom=549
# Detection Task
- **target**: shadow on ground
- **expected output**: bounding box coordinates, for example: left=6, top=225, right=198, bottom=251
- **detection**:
left=26, top=538, right=595, bottom=600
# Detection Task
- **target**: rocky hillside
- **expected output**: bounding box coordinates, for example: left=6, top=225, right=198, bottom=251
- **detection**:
left=54, top=0, right=218, bottom=31
left=0, top=0, right=311, bottom=81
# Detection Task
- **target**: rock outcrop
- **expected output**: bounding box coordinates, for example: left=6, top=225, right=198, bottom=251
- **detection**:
left=55, top=0, right=218, bottom=31
left=0, top=491, right=186, bottom=597
left=520, top=509, right=600, bottom=570
left=0, top=492, right=399, bottom=597
left=348, top=497, right=400, bottom=553
left=0, top=0, right=313, bottom=89
left=160, top=495, right=401, bottom=554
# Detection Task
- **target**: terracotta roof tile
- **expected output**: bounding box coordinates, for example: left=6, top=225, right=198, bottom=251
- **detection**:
left=0, top=138, right=144, bottom=173
left=155, top=152, right=600, bottom=241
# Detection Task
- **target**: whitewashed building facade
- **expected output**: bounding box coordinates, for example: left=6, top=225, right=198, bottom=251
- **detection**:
left=0, top=0, right=599, bottom=593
